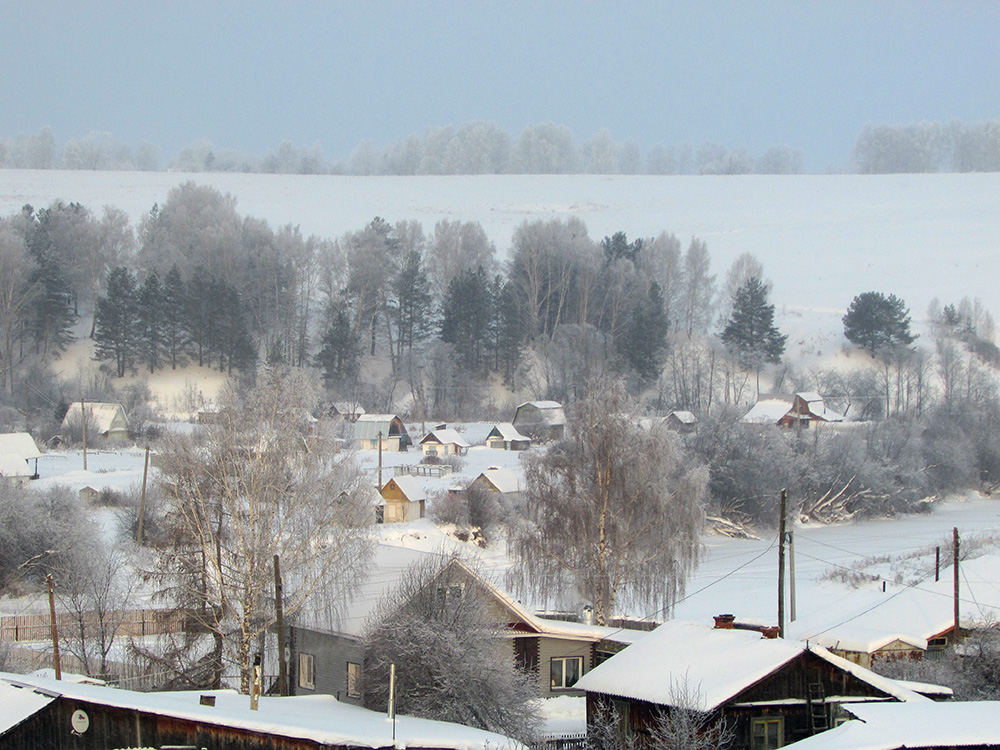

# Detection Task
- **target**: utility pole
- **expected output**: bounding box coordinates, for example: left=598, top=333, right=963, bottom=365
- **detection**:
left=47, top=574, right=61, bottom=680
left=81, top=399, right=88, bottom=471
left=377, top=430, right=383, bottom=488
left=953, top=527, right=961, bottom=640
left=136, top=446, right=150, bottom=545
left=778, top=489, right=787, bottom=638
left=788, top=528, right=797, bottom=623
left=274, top=555, right=288, bottom=697
left=935, top=546, right=941, bottom=582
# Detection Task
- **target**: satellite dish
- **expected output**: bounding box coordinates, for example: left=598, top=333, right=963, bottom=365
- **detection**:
left=71, top=709, right=90, bottom=734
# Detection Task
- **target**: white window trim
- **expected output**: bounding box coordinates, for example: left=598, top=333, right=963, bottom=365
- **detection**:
left=550, top=656, right=583, bottom=690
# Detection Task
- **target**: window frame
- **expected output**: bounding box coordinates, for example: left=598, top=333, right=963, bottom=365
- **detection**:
left=298, top=652, right=315, bottom=690
left=751, top=716, right=783, bottom=750
left=550, top=655, right=584, bottom=690
left=346, top=661, right=361, bottom=698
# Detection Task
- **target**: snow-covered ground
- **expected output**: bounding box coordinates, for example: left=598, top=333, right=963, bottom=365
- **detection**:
left=3, top=169, right=1000, bottom=345
left=9, top=441, right=1000, bottom=633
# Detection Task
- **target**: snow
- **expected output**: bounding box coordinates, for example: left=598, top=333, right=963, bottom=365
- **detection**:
left=741, top=397, right=794, bottom=424
left=782, top=700, right=1000, bottom=749
left=0, top=433, right=43, bottom=461
left=0, top=672, right=521, bottom=749
left=572, top=620, right=924, bottom=711
left=476, top=468, right=522, bottom=495
left=535, top=695, right=586, bottom=738
left=0, top=679, right=55, bottom=736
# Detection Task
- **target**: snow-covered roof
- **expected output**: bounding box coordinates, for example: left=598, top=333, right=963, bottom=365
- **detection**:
left=420, top=428, right=470, bottom=448
left=477, top=467, right=523, bottom=494
left=0, top=678, right=54, bottom=737
left=0, top=432, right=42, bottom=460
left=741, top=396, right=794, bottom=424
left=382, top=475, right=429, bottom=503
left=573, top=620, right=926, bottom=711
left=332, top=402, right=366, bottom=415
left=669, top=410, right=698, bottom=424
left=514, top=401, right=566, bottom=425
left=488, top=423, right=531, bottom=442
left=520, top=400, right=563, bottom=410
left=0, top=453, right=31, bottom=477
left=0, top=672, right=520, bottom=750
left=781, top=700, right=1000, bottom=750
left=61, top=402, right=128, bottom=433
left=790, top=553, right=1000, bottom=652
left=795, top=392, right=845, bottom=422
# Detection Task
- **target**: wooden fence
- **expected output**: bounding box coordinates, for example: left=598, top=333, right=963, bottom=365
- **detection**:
left=0, top=609, right=188, bottom=643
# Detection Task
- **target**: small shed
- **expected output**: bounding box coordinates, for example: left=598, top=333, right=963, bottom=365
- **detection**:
left=78, top=485, right=101, bottom=504
left=379, top=475, right=428, bottom=523
left=419, top=428, right=470, bottom=457
left=512, top=400, right=566, bottom=441
left=485, top=423, right=532, bottom=451
left=353, top=414, right=411, bottom=451
left=60, top=402, right=129, bottom=440
left=665, top=410, right=698, bottom=433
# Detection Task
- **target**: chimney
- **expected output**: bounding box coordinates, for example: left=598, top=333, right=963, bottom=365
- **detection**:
left=713, top=614, right=736, bottom=629
left=200, top=695, right=216, bottom=707
left=760, top=626, right=780, bottom=639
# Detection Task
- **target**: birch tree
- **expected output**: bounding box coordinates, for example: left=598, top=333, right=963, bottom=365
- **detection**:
left=508, top=380, right=706, bottom=625
left=156, top=366, right=373, bottom=691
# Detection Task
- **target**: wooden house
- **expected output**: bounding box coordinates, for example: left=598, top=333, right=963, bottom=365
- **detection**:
left=352, top=414, right=410, bottom=451
left=742, top=393, right=844, bottom=429
left=0, top=432, right=42, bottom=479
left=0, top=670, right=516, bottom=750
left=379, top=475, right=428, bottom=523
left=782, top=700, right=1000, bottom=750
left=286, top=547, right=644, bottom=705
left=512, top=400, right=566, bottom=441
left=60, top=402, right=129, bottom=440
left=486, top=423, right=532, bottom=451
left=575, top=616, right=926, bottom=750
left=418, top=428, right=470, bottom=457
left=328, top=401, right=366, bottom=423
left=665, top=410, right=698, bottom=433
left=469, top=467, right=524, bottom=502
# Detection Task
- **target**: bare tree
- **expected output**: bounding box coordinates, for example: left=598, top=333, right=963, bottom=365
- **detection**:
left=56, top=543, right=138, bottom=680
left=508, top=379, right=706, bottom=625
left=362, top=556, right=542, bottom=745
left=0, top=221, right=38, bottom=394
left=156, top=365, right=373, bottom=692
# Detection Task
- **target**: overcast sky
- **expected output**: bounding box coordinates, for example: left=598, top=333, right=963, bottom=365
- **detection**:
left=4, top=1, right=998, bottom=171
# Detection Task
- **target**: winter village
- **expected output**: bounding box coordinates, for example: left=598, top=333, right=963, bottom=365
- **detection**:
left=3, top=5, right=1000, bottom=750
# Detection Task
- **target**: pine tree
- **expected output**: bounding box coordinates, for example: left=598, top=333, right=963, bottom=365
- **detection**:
left=93, top=266, right=139, bottom=377
left=162, top=265, right=187, bottom=369
left=390, top=249, right=434, bottom=361
left=617, top=280, right=669, bottom=381
left=317, top=307, right=361, bottom=386
left=440, top=267, right=491, bottom=372
left=843, top=291, right=915, bottom=356
left=137, top=270, right=165, bottom=373
left=721, top=277, right=786, bottom=373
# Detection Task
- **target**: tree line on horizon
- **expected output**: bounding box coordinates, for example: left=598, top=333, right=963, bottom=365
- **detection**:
left=3, top=119, right=999, bottom=176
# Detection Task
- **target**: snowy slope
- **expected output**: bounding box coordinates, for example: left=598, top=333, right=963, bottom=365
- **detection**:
left=3, top=170, right=1000, bottom=337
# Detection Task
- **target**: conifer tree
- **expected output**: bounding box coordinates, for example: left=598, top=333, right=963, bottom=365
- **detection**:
left=617, top=280, right=669, bottom=381
left=162, top=264, right=187, bottom=369
left=317, top=307, right=361, bottom=386
left=137, top=269, right=165, bottom=372
left=721, top=277, right=786, bottom=371
left=93, top=266, right=139, bottom=377
left=843, top=291, right=915, bottom=356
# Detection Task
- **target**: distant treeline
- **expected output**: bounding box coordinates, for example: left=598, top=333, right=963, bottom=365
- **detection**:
left=0, top=124, right=806, bottom=175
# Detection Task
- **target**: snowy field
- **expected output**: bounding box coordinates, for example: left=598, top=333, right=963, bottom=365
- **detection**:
left=3, top=169, right=1000, bottom=338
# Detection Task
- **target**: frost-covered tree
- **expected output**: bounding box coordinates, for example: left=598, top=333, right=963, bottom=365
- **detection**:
left=363, top=556, right=542, bottom=744
left=156, top=367, right=373, bottom=692
left=508, top=380, right=705, bottom=625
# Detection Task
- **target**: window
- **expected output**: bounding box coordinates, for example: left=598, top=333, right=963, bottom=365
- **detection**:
left=298, top=653, right=315, bottom=690
left=928, top=636, right=948, bottom=649
left=550, top=656, right=583, bottom=690
left=751, top=717, right=783, bottom=750
left=346, top=661, right=361, bottom=698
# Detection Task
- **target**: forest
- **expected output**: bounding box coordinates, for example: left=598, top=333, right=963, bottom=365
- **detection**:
left=1, top=182, right=999, bottom=530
